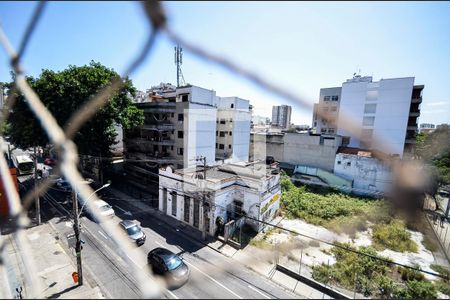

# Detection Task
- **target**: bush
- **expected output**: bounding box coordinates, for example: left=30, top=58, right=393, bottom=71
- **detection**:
left=372, top=219, right=419, bottom=253
left=280, top=174, right=388, bottom=233
left=391, top=280, right=437, bottom=299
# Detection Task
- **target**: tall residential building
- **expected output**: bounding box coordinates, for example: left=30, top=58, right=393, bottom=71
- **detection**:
left=312, top=87, right=341, bottom=134
left=313, top=75, right=423, bottom=158
left=123, top=83, right=250, bottom=192
left=214, top=97, right=251, bottom=162
left=271, top=105, right=292, bottom=129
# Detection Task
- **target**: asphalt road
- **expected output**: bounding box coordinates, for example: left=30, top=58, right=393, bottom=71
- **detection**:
left=40, top=184, right=300, bottom=299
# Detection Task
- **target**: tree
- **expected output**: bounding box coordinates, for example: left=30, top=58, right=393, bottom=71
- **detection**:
left=5, top=61, right=144, bottom=157
left=415, top=125, right=450, bottom=185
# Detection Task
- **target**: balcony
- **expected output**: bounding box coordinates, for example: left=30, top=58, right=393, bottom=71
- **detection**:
left=141, top=122, right=174, bottom=131
left=411, top=97, right=422, bottom=104
left=137, top=102, right=176, bottom=113
left=409, top=111, right=420, bottom=117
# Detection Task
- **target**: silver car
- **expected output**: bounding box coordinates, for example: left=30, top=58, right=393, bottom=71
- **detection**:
left=119, top=220, right=146, bottom=246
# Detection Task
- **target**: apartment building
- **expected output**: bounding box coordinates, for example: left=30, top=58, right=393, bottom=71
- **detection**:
left=214, top=97, right=251, bottom=162
left=124, top=84, right=217, bottom=190
left=419, top=123, right=436, bottom=134
left=313, top=75, right=423, bottom=159
left=312, top=87, right=341, bottom=134
left=123, top=83, right=251, bottom=191
left=271, top=105, right=292, bottom=129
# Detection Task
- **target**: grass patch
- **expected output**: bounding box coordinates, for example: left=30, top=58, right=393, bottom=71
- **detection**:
left=372, top=219, right=419, bottom=253
left=311, top=243, right=438, bottom=298
left=249, top=238, right=272, bottom=249
left=430, top=264, right=450, bottom=278
left=280, top=174, right=390, bottom=235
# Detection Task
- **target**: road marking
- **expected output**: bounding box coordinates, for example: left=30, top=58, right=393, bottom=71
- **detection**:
left=184, top=261, right=243, bottom=299
left=247, top=284, right=271, bottom=299
left=115, top=205, right=132, bottom=216
left=98, top=230, right=108, bottom=240
left=166, top=289, right=179, bottom=299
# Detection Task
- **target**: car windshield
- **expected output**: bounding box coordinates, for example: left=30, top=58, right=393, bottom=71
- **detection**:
left=126, top=225, right=141, bottom=235
left=162, top=254, right=183, bottom=271
left=100, top=205, right=112, bottom=212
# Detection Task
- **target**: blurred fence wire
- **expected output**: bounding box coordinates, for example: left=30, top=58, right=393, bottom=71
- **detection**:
left=0, top=1, right=448, bottom=299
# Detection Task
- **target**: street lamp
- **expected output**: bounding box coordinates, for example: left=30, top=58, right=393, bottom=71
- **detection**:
left=77, top=182, right=111, bottom=218
left=72, top=181, right=110, bottom=286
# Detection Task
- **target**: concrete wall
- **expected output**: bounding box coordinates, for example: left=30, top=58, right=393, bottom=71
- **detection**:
left=333, top=153, right=393, bottom=196
left=283, top=133, right=342, bottom=172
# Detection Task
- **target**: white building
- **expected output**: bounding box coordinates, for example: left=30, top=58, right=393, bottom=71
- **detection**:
left=333, top=147, right=394, bottom=197
left=272, top=105, right=292, bottom=129
left=158, top=161, right=281, bottom=236
left=335, top=76, right=423, bottom=158
left=214, top=97, right=251, bottom=162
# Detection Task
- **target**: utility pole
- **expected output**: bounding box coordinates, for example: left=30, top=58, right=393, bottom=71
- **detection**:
left=33, top=146, right=40, bottom=225
left=72, top=191, right=83, bottom=285
left=195, top=156, right=208, bottom=240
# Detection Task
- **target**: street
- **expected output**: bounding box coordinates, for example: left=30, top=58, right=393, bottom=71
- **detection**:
left=40, top=184, right=300, bottom=299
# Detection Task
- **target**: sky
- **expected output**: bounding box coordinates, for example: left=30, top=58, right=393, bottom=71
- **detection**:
left=1, top=1, right=450, bottom=125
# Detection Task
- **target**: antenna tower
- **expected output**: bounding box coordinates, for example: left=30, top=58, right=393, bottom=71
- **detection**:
left=174, top=45, right=185, bottom=87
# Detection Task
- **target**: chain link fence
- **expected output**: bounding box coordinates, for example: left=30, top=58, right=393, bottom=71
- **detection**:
left=0, top=1, right=449, bottom=299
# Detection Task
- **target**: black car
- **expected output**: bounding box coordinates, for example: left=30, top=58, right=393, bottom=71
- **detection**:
left=147, top=247, right=189, bottom=289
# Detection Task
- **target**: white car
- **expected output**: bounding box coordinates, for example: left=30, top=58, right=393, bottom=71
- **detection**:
left=79, top=197, right=115, bottom=220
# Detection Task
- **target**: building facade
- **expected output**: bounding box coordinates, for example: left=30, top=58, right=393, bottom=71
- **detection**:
left=312, top=87, right=342, bottom=134
left=333, top=147, right=394, bottom=197
left=215, top=97, right=251, bottom=162
left=271, top=105, right=292, bottom=129
left=314, top=75, right=423, bottom=159
left=158, top=161, right=281, bottom=236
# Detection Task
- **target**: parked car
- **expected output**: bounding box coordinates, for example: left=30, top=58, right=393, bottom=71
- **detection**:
left=44, top=158, right=57, bottom=166
left=55, top=178, right=72, bottom=192
left=118, top=220, right=146, bottom=246
left=147, top=247, right=189, bottom=289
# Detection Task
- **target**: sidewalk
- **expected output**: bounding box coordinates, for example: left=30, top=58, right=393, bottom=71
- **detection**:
left=2, top=222, right=105, bottom=299
left=109, top=186, right=328, bottom=298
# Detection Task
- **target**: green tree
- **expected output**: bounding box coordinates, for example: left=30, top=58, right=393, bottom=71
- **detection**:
left=5, top=61, right=144, bottom=157
left=415, top=125, right=450, bottom=185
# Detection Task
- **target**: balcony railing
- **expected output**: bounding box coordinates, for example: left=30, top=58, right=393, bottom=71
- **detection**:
left=411, top=97, right=422, bottom=104
left=141, top=123, right=175, bottom=131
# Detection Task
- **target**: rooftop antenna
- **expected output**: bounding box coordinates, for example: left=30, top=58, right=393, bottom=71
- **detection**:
left=174, top=45, right=185, bottom=87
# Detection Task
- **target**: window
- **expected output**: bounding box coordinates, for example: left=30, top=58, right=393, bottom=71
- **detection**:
left=171, top=192, right=177, bottom=216
left=231, top=103, right=234, bottom=108
left=219, top=131, right=225, bottom=137
left=361, top=129, right=373, bottom=139
left=364, top=103, right=377, bottom=114
left=171, top=146, right=174, bottom=150
left=230, top=119, right=233, bottom=122
left=178, top=131, right=184, bottom=138
left=331, top=95, right=339, bottom=101
left=337, top=161, right=341, bottom=165
left=181, top=94, right=188, bottom=102
left=177, top=148, right=184, bottom=155
left=216, top=131, right=218, bottom=136
left=216, top=143, right=218, bottom=148
left=220, top=119, right=226, bottom=124
left=346, top=162, right=351, bottom=166
left=178, top=113, right=184, bottom=121
left=366, top=90, right=378, bottom=101
left=328, top=128, right=335, bottom=133
left=321, top=128, right=327, bottom=133
left=362, top=116, right=375, bottom=126
left=330, top=106, right=337, bottom=112
left=324, top=96, right=331, bottom=101
left=184, top=196, right=190, bottom=222
left=228, top=144, right=232, bottom=149
left=229, top=131, right=232, bottom=136
left=219, top=144, right=224, bottom=150
left=171, top=113, right=174, bottom=118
